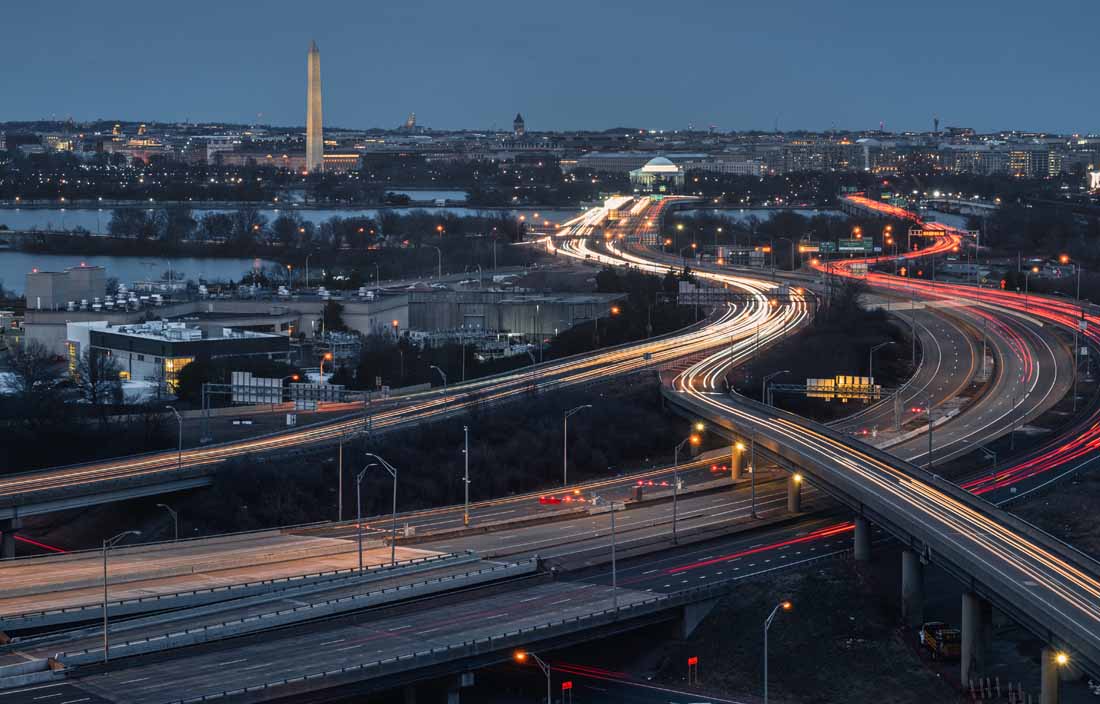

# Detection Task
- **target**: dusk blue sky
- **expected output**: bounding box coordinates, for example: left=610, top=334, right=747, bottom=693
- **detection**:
left=5, top=0, right=1098, bottom=133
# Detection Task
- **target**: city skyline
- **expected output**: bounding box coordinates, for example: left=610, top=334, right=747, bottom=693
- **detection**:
left=3, top=0, right=1099, bottom=134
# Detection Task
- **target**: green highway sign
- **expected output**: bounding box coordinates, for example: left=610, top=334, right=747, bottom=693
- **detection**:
left=838, top=238, right=874, bottom=252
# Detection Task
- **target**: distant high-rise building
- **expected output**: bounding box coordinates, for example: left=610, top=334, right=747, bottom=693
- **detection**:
left=137, top=123, right=147, bottom=136
left=306, top=40, right=324, bottom=173
left=513, top=113, right=525, bottom=137
left=404, top=112, right=417, bottom=130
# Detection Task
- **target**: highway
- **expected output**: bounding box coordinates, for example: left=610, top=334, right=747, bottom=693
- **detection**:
left=2, top=194, right=1095, bottom=700
left=835, top=195, right=1097, bottom=497
left=567, top=197, right=1071, bottom=475
left=669, top=348, right=1100, bottom=675
left=0, top=224, right=810, bottom=522
left=0, top=509, right=862, bottom=704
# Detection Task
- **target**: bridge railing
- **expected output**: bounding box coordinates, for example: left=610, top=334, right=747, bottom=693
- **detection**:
left=663, top=386, right=1100, bottom=676
left=162, top=548, right=852, bottom=704
left=0, top=551, right=473, bottom=629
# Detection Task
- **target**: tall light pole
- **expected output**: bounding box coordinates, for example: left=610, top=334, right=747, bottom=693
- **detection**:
left=925, top=394, right=934, bottom=470
left=305, top=253, right=311, bottom=289
left=514, top=650, right=551, bottom=704
left=354, top=462, right=379, bottom=573
left=365, top=453, right=399, bottom=566
left=1060, top=254, right=1081, bottom=301
left=869, top=341, right=895, bottom=380
left=319, top=351, right=333, bottom=382
left=762, top=370, right=789, bottom=406
left=763, top=600, right=793, bottom=704
left=591, top=493, right=618, bottom=608
left=563, top=404, right=592, bottom=486
left=103, top=530, right=141, bottom=663
left=165, top=405, right=182, bottom=472
left=156, top=503, right=178, bottom=541
left=673, top=426, right=703, bottom=544
left=426, top=244, right=442, bottom=279
left=462, top=425, right=471, bottom=527
left=429, top=365, right=447, bottom=392
left=1024, top=265, right=1039, bottom=310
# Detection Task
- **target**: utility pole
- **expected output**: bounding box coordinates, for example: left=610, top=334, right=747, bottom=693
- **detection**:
left=750, top=429, right=757, bottom=518
left=926, top=394, right=933, bottom=471
left=463, top=425, right=470, bottom=527
left=563, top=405, right=592, bottom=486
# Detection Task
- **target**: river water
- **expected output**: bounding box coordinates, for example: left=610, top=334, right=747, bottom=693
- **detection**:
left=0, top=253, right=267, bottom=295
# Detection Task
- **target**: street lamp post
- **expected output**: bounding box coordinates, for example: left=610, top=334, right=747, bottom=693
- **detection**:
left=429, top=365, right=447, bottom=392
left=355, top=463, right=377, bottom=573
left=591, top=493, right=618, bottom=608
left=319, top=352, right=333, bottom=382
left=103, top=530, right=141, bottom=663
left=673, top=426, right=703, bottom=544
left=462, top=425, right=471, bottom=527
left=426, top=244, right=442, bottom=279
left=869, top=341, right=895, bottom=380
left=762, top=370, right=789, bottom=406
left=763, top=600, right=793, bottom=704
left=156, top=503, right=178, bottom=541
left=365, top=453, right=399, bottom=566
left=1024, top=266, right=1039, bottom=310
left=165, top=405, right=182, bottom=472
left=563, top=405, right=592, bottom=486
left=514, top=651, right=551, bottom=704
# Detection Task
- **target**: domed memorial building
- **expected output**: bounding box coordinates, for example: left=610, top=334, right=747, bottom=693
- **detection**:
left=629, top=156, right=685, bottom=193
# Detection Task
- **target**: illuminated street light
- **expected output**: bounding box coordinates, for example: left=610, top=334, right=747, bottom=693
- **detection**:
left=514, top=650, right=551, bottom=703
left=103, top=530, right=142, bottom=662
left=563, top=404, right=593, bottom=485
left=764, top=600, right=794, bottom=704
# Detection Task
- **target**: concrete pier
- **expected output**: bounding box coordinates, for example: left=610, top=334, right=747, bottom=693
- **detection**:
left=1040, top=646, right=1062, bottom=704
left=853, top=516, right=871, bottom=561
left=0, top=518, right=21, bottom=559
left=961, top=591, right=992, bottom=685
left=730, top=444, right=743, bottom=481
left=787, top=473, right=802, bottom=513
left=900, top=549, right=924, bottom=627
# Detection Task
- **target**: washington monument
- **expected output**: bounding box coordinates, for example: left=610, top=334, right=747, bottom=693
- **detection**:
left=306, top=40, right=323, bottom=173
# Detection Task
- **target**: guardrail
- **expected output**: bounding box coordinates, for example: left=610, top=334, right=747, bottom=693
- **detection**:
left=662, top=386, right=1100, bottom=676
left=164, top=548, right=850, bottom=704
left=57, top=559, right=539, bottom=665
left=1, top=551, right=473, bottom=631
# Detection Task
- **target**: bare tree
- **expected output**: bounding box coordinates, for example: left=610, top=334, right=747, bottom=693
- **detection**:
left=75, top=350, right=123, bottom=417
left=7, top=340, right=61, bottom=398
left=5, top=340, right=65, bottom=426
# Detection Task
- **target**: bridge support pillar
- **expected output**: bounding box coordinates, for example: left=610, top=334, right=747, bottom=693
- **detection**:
left=961, top=591, right=992, bottom=686
left=403, top=684, right=418, bottom=704
left=1040, top=646, right=1061, bottom=704
left=679, top=598, right=719, bottom=639
left=0, top=518, right=22, bottom=560
left=786, top=474, right=802, bottom=513
left=900, top=549, right=924, bottom=627
left=853, top=516, right=871, bottom=561
left=730, top=444, right=743, bottom=481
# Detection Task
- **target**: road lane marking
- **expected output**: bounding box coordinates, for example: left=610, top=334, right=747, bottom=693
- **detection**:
left=321, top=639, right=345, bottom=646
